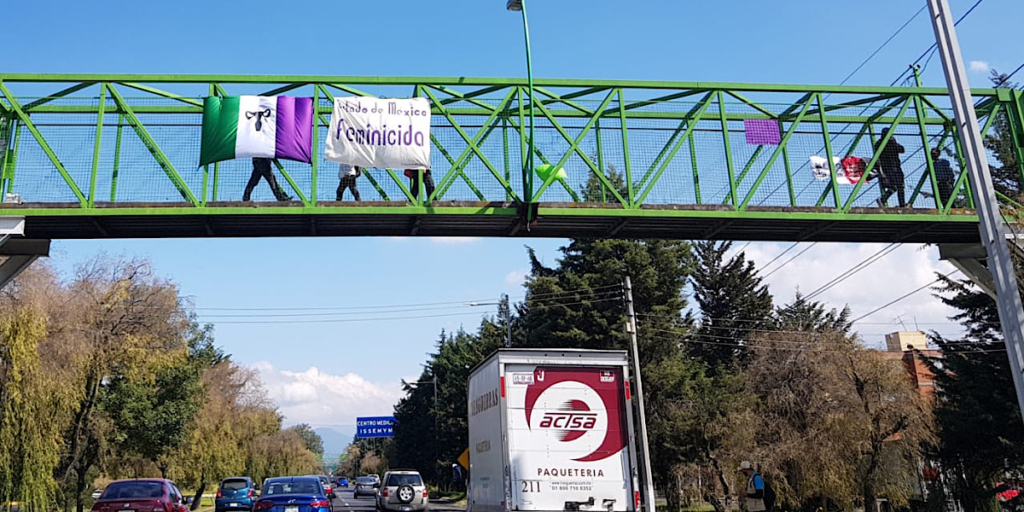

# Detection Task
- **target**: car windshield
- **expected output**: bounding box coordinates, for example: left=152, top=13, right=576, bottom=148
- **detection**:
left=103, top=482, right=164, bottom=499
left=221, top=480, right=249, bottom=491
left=386, top=474, right=423, bottom=487
left=357, top=477, right=375, bottom=484
left=263, top=480, right=320, bottom=496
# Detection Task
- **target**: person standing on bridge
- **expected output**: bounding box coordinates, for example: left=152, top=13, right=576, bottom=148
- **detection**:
left=243, top=157, right=291, bottom=202
left=869, top=128, right=906, bottom=208
left=337, top=163, right=362, bottom=201
left=405, top=168, right=435, bottom=201
left=930, top=147, right=957, bottom=207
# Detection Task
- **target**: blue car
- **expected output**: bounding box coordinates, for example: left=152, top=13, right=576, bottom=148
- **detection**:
left=216, top=477, right=256, bottom=512
left=255, top=477, right=331, bottom=512
left=335, top=478, right=348, bottom=488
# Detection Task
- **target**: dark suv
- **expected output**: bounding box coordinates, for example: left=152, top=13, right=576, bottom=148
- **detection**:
left=216, top=477, right=256, bottom=512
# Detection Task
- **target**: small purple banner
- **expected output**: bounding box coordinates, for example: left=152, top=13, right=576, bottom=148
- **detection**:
left=744, top=118, right=781, bottom=145
left=275, top=96, right=313, bottom=164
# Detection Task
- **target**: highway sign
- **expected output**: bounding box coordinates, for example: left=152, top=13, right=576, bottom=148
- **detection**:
left=356, top=416, right=397, bottom=438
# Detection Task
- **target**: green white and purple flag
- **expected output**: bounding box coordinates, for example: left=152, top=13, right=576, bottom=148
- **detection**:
left=199, top=95, right=313, bottom=167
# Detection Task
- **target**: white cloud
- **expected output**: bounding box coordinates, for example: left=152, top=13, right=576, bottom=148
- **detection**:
left=970, top=60, right=990, bottom=73
left=251, top=362, right=403, bottom=429
left=505, top=268, right=529, bottom=286
left=737, top=243, right=964, bottom=348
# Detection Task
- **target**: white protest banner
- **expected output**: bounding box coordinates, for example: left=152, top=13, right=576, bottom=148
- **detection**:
left=324, top=97, right=431, bottom=169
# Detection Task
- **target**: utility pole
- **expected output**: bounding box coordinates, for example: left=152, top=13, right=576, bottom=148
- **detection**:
left=623, top=276, right=656, bottom=512
left=502, top=293, right=512, bottom=347
left=927, top=0, right=1024, bottom=427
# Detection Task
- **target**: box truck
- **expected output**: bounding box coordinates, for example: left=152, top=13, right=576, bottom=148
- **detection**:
left=467, top=349, right=641, bottom=512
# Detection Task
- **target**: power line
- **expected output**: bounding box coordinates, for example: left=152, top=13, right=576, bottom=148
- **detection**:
left=835, top=5, right=928, bottom=87
left=850, top=269, right=961, bottom=323
left=891, top=0, right=987, bottom=84
left=185, top=283, right=623, bottom=314
left=759, top=0, right=985, bottom=207
left=206, top=297, right=624, bottom=325
left=763, top=243, right=818, bottom=279
left=803, top=243, right=901, bottom=301
left=759, top=243, right=799, bottom=274
left=646, top=332, right=1006, bottom=355
left=637, top=315, right=969, bottom=342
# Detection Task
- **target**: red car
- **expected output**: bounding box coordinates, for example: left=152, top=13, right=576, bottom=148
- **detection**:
left=92, top=479, right=190, bottom=512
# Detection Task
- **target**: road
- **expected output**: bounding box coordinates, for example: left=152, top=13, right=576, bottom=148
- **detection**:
left=331, top=487, right=463, bottom=512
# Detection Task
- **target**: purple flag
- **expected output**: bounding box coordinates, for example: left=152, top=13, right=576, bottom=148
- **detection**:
left=744, top=119, right=781, bottom=145
left=275, top=96, right=313, bottom=164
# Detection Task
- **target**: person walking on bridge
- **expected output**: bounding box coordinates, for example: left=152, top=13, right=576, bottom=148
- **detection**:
left=869, top=128, right=906, bottom=208
left=243, top=157, right=291, bottom=202
left=337, top=163, right=362, bottom=201
left=405, top=168, right=435, bottom=201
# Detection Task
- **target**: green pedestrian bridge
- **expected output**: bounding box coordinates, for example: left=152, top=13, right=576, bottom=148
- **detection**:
left=1, top=74, right=1023, bottom=243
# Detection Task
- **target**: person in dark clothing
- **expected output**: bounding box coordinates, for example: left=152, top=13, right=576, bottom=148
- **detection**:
left=405, top=168, right=435, bottom=200
left=243, top=157, right=291, bottom=202
left=337, top=163, right=362, bottom=201
left=931, top=148, right=957, bottom=207
left=869, top=128, right=906, bottom=207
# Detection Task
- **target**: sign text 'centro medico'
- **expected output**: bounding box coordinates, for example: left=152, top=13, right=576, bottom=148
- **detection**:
left=324, top=97, right=431, bottom=170
left=355, top=416, right=397, bottom=438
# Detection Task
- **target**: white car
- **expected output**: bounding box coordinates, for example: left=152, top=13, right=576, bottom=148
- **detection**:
left=375, top=471, right=427, bottom=512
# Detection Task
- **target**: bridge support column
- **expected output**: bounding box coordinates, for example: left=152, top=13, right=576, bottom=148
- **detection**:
left=0, top=217, right=49, bottom=290
left=939, top=243, right=998, bottom=299
left=929, top=0, right=1024, bottom=429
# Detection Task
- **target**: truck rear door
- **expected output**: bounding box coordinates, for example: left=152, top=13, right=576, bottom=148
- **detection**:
left=504, top=364, right=634, bottom=512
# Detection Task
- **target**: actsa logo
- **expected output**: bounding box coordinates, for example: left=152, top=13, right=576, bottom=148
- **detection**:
left=524, top=366, right=627, bottom=462
left=539, top=400, right=598, bottom=442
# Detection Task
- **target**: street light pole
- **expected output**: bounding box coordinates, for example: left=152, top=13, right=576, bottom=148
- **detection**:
left=927, top=0, right=1024, bottom=427
left=507, top=0, right=536, bottom=225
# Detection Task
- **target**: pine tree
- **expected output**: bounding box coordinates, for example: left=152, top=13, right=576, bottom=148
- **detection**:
left=928, top=275, right=1024, bottom=512
left=774, top=292, right=852, bottom=333
left=689, top=241, right=773, bottom=367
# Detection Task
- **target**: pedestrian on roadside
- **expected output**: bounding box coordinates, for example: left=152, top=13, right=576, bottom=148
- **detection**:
left=405, top=168, right=435, bottom=201
left=868, top=128, right=906, bottom=207
left=738, top=461, right=775, bottom=512
left=243, top=157, right=291, bottom=202
left=337, top=163, right=362, bottom=201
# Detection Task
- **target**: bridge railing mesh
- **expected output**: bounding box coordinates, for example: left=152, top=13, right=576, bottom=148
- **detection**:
left=1, top=80, right=1020, bottom=213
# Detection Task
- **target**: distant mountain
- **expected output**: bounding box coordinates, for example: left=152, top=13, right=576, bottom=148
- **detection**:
left=315, top=427, right=355, bottom=460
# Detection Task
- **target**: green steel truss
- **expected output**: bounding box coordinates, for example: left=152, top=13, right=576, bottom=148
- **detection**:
left=0, top=74, right=1022, bottom=242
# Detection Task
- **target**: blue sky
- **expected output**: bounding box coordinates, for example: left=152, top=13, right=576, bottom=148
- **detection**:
left=7, top=0, right=1023, bottom=438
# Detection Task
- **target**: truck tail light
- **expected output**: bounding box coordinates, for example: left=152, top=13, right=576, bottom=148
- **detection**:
left=634, top=491, right=640, bottom=509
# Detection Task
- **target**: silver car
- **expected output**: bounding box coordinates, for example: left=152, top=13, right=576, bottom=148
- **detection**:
left=375, top=471, right=427, bottom=512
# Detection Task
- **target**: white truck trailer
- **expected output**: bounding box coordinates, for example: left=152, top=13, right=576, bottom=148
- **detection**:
left=467, top=349, right=641, bottom=512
